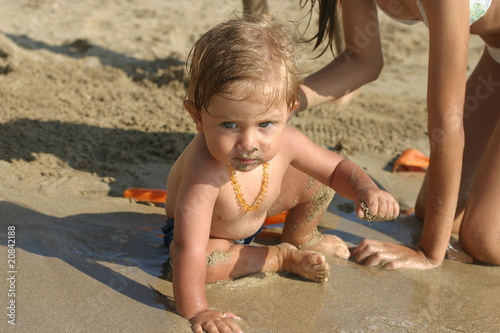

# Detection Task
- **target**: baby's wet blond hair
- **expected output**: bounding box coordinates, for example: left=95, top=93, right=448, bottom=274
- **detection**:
left=185, top=14, right=301, bottom=114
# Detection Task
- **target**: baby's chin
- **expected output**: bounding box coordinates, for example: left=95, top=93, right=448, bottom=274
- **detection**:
left=231, top=161, right=261, bottom=172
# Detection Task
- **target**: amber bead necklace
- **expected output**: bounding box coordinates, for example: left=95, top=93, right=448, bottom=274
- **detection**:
left=226, top=162, right=269, bottom=211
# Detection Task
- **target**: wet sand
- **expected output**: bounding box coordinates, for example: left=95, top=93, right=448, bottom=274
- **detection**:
left=1, top=0, right=499, bottom=332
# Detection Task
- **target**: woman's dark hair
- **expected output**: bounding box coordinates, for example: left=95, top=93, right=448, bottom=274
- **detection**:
left=300, top=0, right=340, bottom=56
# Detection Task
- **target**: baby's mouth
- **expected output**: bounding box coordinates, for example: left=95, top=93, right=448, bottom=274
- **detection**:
left=231, top=156, right=262, bottom=171
left=234, top=157, right=259, bottom=164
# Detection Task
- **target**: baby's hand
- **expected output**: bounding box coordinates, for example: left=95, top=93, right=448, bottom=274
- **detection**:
left=355, top=188, right=399, bottom=222
left=190, top=310, right=243, bottom=333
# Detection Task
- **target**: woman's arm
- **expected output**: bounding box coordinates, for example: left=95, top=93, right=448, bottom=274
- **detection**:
left=417, top=0, right=469, bottom=265
left=299, top=0, right=384, bottom=111
left=352, top=0, right=470, bottom=269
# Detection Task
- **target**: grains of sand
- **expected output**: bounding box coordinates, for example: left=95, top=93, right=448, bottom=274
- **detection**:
left=297, top=228, right=322, bottom=250
left=306, top=185, right=334, bottom=223
left=207, top=249, right=232, bottom=267
left=360, top=202, right=376, bottom=222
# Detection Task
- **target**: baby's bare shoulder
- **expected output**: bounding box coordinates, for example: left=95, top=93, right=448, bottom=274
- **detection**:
left=174, top=141, right=227, bottom=187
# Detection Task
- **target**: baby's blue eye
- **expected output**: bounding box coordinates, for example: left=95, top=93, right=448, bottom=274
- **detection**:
left=221, top=122, right=237, bottom=129
left=259, top=121, right=273, bottom=128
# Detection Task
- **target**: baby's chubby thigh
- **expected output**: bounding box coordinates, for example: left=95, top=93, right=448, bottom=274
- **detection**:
left=268, top=165, right=335, bottom=224
left=267, top=165, right=328, bottom=216
left=268, top=166, right=350, bottom=259
left=203, top=237, right=240, bottom=283
left=204, top=237, right=283, bottom=283
left=205, top=237, right=236, bottom=264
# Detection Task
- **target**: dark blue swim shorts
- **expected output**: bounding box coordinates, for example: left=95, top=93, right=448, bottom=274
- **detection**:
left=161, top=217, right=262, bottom=252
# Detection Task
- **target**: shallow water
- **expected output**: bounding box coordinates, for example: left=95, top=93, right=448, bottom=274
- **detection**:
left=201, top=257, right=500, bottom=332
left=2, top=188, right=499, bottom=332
left=202, top=194, right=500, bottom=332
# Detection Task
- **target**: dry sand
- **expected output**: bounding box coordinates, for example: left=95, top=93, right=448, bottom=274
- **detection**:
left=1, top=0, right=499, bottom=332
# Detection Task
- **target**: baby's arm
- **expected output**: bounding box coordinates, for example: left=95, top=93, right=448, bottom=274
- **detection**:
left=287, top=127, right=399, bottom=221
left=330, top=159, right=399, bottom=221
left=170, top=182, right=242, bottom=333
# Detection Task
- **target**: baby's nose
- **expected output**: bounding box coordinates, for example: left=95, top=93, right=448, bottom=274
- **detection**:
left=237, top=131, right=258, bottom=151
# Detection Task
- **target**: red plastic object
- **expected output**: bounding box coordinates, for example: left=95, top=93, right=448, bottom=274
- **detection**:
left=123, top=188, right=167, bottom=204
left=392, top=148, right=430, bottom=172
left=263, top=211, right=288, bottom=225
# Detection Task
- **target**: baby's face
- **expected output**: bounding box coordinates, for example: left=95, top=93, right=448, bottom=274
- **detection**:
left=200, top=91, right=289, bottom=172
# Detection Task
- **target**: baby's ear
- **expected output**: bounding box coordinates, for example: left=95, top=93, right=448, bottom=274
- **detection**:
left=289, top=100, right=299, bottom=114
left=183, top=100, right=203, bottom=132
left=286, top=100, right=299, bottom=122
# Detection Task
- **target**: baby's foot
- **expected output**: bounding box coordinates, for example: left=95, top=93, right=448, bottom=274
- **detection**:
left=276, top=243, right=330, bottom=283
left=297, top=232, right=350, bottom=260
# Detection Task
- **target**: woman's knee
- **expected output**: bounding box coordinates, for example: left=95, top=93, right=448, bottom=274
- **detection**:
left=459, top=223, right=500, bottom=266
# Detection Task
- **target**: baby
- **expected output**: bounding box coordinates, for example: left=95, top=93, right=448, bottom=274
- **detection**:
left=163, top=15, right=399, bottom=333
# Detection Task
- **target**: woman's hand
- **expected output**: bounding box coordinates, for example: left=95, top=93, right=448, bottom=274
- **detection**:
left=190, top=310, right=243, bottom=333
left=352, top=240, right=439, bottom=270
left=355, top=188, right=400, bottom=222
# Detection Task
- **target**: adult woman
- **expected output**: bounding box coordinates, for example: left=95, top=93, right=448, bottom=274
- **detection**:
left=300, top=0, right=500, bottom=268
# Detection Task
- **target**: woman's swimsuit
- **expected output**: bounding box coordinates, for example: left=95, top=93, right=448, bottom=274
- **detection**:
left=383, top=0, right=500, bottom=63
left=386, top=0, right=491, bottom=26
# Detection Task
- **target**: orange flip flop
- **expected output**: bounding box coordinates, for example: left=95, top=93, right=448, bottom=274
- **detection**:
left=392, top=148, right=429, bottom=172
left=124, top=188, right=288, bottom=225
